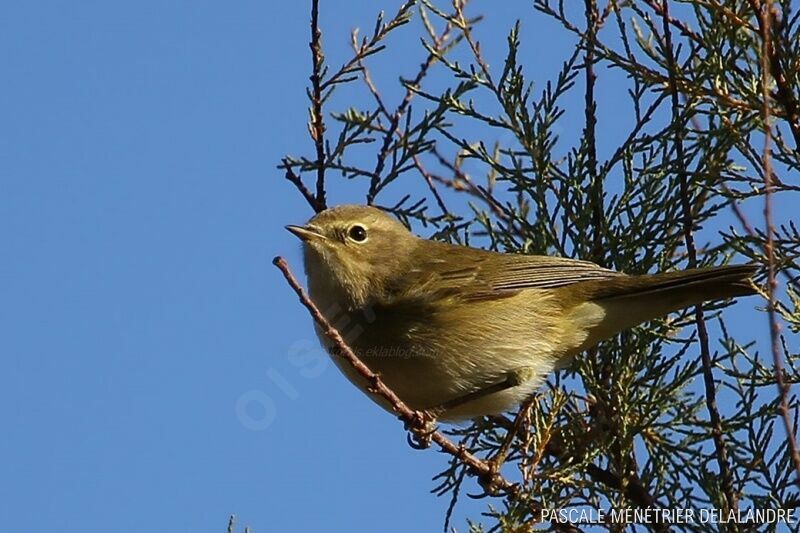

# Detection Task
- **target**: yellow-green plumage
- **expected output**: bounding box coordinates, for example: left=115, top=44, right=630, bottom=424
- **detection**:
left=287, top=205, right=757, bottom=421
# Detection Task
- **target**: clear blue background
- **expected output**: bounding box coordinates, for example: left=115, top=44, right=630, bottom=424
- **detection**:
left=0, top=2, right=786, bottom=532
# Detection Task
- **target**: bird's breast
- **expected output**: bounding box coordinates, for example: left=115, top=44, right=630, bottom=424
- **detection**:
left=306, top=283, right=568, bottom=418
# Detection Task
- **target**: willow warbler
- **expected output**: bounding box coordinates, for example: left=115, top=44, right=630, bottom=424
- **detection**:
left=286, top=205, right=757, bottom=421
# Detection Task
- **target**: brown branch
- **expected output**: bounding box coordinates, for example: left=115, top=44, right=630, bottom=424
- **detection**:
left=549, top=1, right=768, bottom=119
left=722, top=182, right=800, bottom=294
left=409, top=155, right=451, bottom=216
left=489, top=397, right=536, bottom=469
left=356, top=87, right=450, bottom=219
left=646, top=0, right=757, bottom=40
left=490, top=414, right=671, bottom=533
left=282, top=165, right=319, bottom=211
left=272, top=256, right=580, bottom=530
left=683, top=96, right=800, bottom=294
left=750, top=0, right=800, bottom=151
left=309, top=0, right=327, bottom=212
left=704, top=0, right=758, bottom=32
left=551, top=445, right=669, bottom=532
left=642, top=0, right=704, bottom=47
left=357, top=12, right=454, bottom=214
left=428, top=147, right=516, bottom=224
left=426, top=147, right=538, bottom=245
left=660, top=0, right=739, bottom=516
left=756, top=0, right=800, bottom=485
left=581, top=7, right=627, bottom=502
left=319, top=1, right=415, bottom=93
left=584, top=0, right=604, bottom=266
left=585, top=3, right=652, bottom=522
left=452, top=0, right=495, bottom=90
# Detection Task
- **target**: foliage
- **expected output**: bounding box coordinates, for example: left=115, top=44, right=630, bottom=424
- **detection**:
left=280, top=1, right=800, bottom=530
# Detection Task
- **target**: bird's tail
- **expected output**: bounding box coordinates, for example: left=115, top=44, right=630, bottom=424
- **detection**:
left=562, top=263, right=758, bottom=352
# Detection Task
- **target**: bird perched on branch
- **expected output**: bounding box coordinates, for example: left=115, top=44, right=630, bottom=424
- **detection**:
left=287, top=204, right=757, bottom=421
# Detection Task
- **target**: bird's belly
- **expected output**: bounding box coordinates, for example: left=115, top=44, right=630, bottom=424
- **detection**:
left=314, top=298, right=565, bottom=420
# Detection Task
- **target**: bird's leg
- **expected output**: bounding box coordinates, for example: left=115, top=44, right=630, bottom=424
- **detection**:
left=403, top=410, right=438, bottom=449
left=406, top=369, right=534, bottom=450
left=433, top=368, right=535, bottom=413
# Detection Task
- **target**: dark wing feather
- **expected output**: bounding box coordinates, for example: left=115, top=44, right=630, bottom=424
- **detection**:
left=388, top=240, right=624, bottom=304
left=478, top=255, right=622, bottom=290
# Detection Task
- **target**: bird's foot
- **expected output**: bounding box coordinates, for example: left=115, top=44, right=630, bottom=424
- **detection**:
left=404, top=410, right=438, bottom=449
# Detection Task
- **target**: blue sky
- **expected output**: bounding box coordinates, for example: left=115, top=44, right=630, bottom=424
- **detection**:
left=1, top=2, right=791, bottom=532
left=0, top=2, right=499, bottom=531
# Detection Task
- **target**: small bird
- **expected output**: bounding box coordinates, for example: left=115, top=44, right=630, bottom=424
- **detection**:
left=286, top=205, right=757, bottom=421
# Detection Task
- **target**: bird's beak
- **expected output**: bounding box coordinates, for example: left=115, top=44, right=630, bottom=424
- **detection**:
left=285, top=224, right=325, bottom=242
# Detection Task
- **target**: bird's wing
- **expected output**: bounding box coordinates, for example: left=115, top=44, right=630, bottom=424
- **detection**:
left=389, top=242, right=625, bottom=304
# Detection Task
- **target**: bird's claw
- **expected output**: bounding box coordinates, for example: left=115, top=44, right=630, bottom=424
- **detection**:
left=404, top=410, right=438, bottom=449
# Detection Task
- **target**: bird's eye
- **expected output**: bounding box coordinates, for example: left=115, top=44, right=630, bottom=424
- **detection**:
left=348, top=224, right=368, bottom=242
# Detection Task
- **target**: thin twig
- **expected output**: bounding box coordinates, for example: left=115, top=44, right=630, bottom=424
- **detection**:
left=490, top=396, right=536, bottom=468
left=660, top=0, right=739, bottom=515
left=749, top=0, right=800, bottom=151
left=442, top=463, right=466, bottom=533
left=309, top=0, right=327, bottom=212
left=272, top=256, right=580, bottom=530
left=490, top=414, right=671, bottom=532
left=410, top=155, right=451, bottom=216
left=683, top=104, right=800, bottom=294
left=584, top=0, right=604, bottom=266
left=357, top=11, right=454, bottom=214
left=430, top=148, right=514, bottom=224
left=453, top=0, right=493, bottom=87
left=283, top=165, right=319, bottom=211
left=756, top=0, right=800, bottom=485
